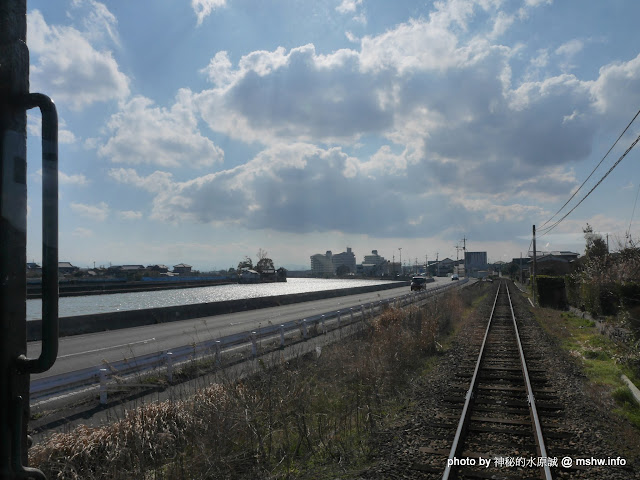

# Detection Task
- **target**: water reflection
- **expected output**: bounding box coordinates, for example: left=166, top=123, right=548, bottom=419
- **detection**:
left=27, top=278, right=399, bottom=320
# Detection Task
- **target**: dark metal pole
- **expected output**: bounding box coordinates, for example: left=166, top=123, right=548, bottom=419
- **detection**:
left=1, top=3, right=58, bottom=478
left=0, top=2, right=30, bottom=477
left=532, top=225, right=537, bottom=306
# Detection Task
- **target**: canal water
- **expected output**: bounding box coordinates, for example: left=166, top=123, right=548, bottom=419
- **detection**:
left=26, top=278, right=399, bottom=320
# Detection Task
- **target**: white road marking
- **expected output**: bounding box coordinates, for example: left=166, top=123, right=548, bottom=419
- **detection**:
left=58, top=338, right=156, bottom=359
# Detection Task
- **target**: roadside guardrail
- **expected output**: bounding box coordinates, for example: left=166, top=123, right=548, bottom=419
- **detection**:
left=31, top=278, right=468, bottom=405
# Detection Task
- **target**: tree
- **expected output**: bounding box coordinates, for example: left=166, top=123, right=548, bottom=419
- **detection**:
left=583, top=223, right=608, bottom=259
left=256, top=257, right=274, bottom=273
left=237, top=256, right=253, bottom=271
left=255, top=248, right=274, bottom=273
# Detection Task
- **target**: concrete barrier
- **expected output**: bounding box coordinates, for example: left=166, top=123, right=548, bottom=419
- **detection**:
left=27, top=281, right=410, bottom=341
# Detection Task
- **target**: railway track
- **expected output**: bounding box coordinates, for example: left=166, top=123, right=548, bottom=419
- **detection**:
left=414, top=281, right=572, bottom=479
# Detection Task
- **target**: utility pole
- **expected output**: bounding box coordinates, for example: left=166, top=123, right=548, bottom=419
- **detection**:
left=532, top=225, right=537, bottom=305
left=425, top=254, right=428, bottom=276
left=462, top=236, right=467, bottom=277
left=1, top=2, right=59, bottom=477
left=520, top=252, right=523, bottom=284
left=398, top=247, right=402, bottom=277
left=455, top=244, right=463, bottom=275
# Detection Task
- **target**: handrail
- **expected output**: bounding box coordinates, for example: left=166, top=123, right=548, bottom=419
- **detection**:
left=16, top=93, right=59, bottom=375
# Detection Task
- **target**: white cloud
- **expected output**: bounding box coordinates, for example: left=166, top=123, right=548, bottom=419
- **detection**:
left=70, top=0, right=121, bottom=46
left=196, top=44, right=383, bottom=144
left=28, top=115, right=77, bottom=144
left=27, top=9, right=130, bottom=110
left=345, top=31, right=359, bottom=43
left=336, top=0, right=362, bottom=14
left=192, top=0, right=226, bottom=26
left=34, top=169, right=89, bottom=186
left=525, top=0, right=552, bottom=6
left=60, top=171, right=89, bottom=186
left=118, top=210, right=143, bottom=220
left=590, top=53, right=640, bottom=119
left=70, top=201, right=109, bottom=221
left=72, top=227, right=94, bottom=238
left=108, top=143, right=418, bottom=235
left=555, top=39, right=583, bottom=58
left=99, top=92, right=224, bottom=169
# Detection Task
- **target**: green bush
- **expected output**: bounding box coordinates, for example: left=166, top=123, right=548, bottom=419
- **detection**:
left=565, top=274, right=581, bottom=308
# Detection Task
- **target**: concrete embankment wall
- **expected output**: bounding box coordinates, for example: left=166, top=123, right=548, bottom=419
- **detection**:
left=27, top=282, right=410, bottom=341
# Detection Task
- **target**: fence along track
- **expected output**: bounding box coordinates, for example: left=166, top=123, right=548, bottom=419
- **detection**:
left=438, top=281, right=553, bottom=480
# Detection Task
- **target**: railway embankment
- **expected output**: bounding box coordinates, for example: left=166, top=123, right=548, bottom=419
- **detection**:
left=27, top=281, right=409, bottom=341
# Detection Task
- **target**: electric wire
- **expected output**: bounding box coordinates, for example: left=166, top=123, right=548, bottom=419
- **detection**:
left=539, top=108, right=640, bottom=230
left=539, top=131, right=640, bottom=237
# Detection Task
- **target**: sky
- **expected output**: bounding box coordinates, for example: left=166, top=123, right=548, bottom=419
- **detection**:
left=23, top=0, right=640, bottom=271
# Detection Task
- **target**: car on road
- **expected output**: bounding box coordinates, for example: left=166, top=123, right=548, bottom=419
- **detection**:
left=451, top=273, right=459, bottom=281
left=410, top=276, right=428, bottom=291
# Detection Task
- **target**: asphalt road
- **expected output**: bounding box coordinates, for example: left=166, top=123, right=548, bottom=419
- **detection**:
left=28, top=277, right=452, bottom=380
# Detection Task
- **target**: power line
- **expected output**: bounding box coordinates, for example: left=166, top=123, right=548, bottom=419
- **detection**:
left=539, top=130, right=640, bottom=237
left=539, top=108, right=640, bottom=230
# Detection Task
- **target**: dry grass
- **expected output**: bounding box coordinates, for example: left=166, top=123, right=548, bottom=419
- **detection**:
left=30, top=290, right=467, bottom=479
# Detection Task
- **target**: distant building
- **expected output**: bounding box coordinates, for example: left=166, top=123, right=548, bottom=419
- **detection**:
left=311, top=251, right=334, bottom=276
left=332, top=247, right=356, bottom=274
left=240, top=269, right=261, bottom=283
left=531, top=251, right=579, bottom=276
left=465, top=251, right=488, bottom=277
left=27, top=262, right=42, bottom=275
left=148, top=264, right=169, bottom=273
left=532, top=251, right=579, bottom=263
left=173, top=263, right=192, bottom=275
left=120, top=265, right=145, bottom=272
left=362, top=250, right=386, bottom=276
left=58, top=262, right=78, bottom=275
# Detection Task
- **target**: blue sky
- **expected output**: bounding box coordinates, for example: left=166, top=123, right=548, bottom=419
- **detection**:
left=25, top=0, right=640, bottom=271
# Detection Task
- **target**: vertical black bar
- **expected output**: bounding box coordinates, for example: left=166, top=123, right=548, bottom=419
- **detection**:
left=532, top=225, right=537, bottom=306
left=0, top=1, right=30, bottom=478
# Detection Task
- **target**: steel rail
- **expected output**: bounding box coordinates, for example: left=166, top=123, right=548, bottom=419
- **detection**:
left=442, top=283, right=501, bottom=480
left=506, top=284, right=553, bottom=480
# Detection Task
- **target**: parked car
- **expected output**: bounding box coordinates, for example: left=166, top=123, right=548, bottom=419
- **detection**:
left=410, top=276, right=427, bottom=291
left=451, top=273, right=459, bottom=281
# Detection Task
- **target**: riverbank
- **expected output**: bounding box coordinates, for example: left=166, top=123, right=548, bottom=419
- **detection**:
left=27, top=281, right=410, bottom=341
left=27, top=277, right=236, bottom=299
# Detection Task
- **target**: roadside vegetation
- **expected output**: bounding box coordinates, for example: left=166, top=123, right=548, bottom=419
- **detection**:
left=534, top=307, right=640, bottom=432
left=525, top=225, right=640, bottom=432
left=29, top=285, right=484, bottom=479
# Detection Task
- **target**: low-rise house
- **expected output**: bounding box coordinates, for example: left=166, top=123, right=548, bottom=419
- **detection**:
left=173, top=263, right=192, bottom=275
left=240, top=269, right=260, bottom=283
left=148, top=264, right=169, bottom=273
left=27, top=262, right=42, bottom=275
left=58, top=262, right=78, bottom=275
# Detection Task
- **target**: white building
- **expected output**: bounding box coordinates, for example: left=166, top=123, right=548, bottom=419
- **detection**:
left=332, top=247, right=356, bottom=274
left=310, top=251, right=334, bottom=276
